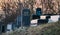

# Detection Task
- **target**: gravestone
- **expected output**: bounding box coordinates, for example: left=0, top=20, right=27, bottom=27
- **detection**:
left=36, top=8, right=42, bottom=16
left=1, top=25, right=7, bottom=33
left=22, top=8, right=30, bottom=27
left=32, top=15, right=40, bottom=19
left=59, top=15, right=60, bottom=21
left=0, top=22, right=7, bottom=33
left=37, top=15, right=50, bottom=25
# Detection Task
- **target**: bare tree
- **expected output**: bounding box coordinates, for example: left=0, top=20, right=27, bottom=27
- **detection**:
left=57, top=1, right=60, bottom=14
left=41, top=0, right=58, bottom=14
left=1, top=1, right=19, bottom=24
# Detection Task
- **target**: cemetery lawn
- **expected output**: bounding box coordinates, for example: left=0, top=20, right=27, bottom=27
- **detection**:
left=2, top=21, right=60, bottom=35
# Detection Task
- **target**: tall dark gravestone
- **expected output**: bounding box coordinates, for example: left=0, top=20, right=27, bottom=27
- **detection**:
left=36, top=8, right=42, bottom=16
left=22, top=8, right=30, bottom=27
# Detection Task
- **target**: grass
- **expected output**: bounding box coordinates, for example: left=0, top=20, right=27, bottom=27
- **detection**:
left=2, top=21, right=60, bottom=35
